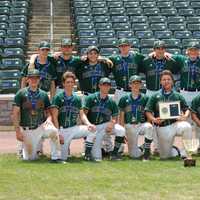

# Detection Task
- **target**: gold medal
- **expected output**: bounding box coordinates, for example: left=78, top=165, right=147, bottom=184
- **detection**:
left=31, top=110, right=37, bottom=116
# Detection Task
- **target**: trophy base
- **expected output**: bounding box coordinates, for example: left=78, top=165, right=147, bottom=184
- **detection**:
left=184, top=158, right=196, bottom=167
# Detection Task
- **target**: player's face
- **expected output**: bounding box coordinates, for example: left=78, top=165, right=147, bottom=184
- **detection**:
left=27, top=76, right=40, bottom=88
left=61, top=45, right=73, bottom=56
left=99, top=83, right=111, bottom=94
left=154, top=47, right=166, bottom=58
left=130, top=81, right=142, bottom=93
left=39, top=48, right=50, bottom=57
left=160, top=75, right=173, bottom=91
left=118, top=44, right=131, bottom=55
left=87, top=50, right=99, bottom=63
left=63, top=77, right=75, bottom=91
left=187, top=48, right=199, bottom=61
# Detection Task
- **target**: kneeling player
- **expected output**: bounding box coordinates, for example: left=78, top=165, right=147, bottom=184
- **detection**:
left=51, top=71, right=96, bottom=162
left=118, top=75, right=153, bottom=161
left=13, top=69, right=60, bottom=161
left=83, top=77, right=125, bottom=161
left=145, top=70, right=192, bottom=159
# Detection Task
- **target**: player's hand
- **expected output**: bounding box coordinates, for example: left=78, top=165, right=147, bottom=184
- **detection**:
left=106, top=122, right=114, bottom=133
left=98, top=56, right=113, bottom=68
left=80, top=55, right=87, bottom=61
left=164, top=52, right=172, bottom=60
left=16, top=128, right=24, bottom=142
left=53, top=52, right=62, bottom=59
left=177, top=114, right=187, bottom=122
left=152, top=117, right=163, bottom=125
left=88, top=124, right=96, bottom=132
left=59, top=134, right=64, bottom=145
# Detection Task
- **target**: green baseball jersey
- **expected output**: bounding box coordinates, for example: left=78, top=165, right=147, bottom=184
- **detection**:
left=118, top=93, right=148, bottom=124
left=145, top=89, right=188, bottom=123
left=13, top=87, right=50, bottom=128
left=21, top=55, right=57, bottom=92
left=76, top=60, right=111, bottom=93
left=51, top=91, right=82, bottom=128
left=191, top=94, right=200, bottom=119
left=173, top=55, right=200, bottom=90
left=109, top=52, right=144, bottom=90
left=55, top=55, right=81, bottom=88
left=140, top=56, right=181, bottom=90
left=83, top=92, right=119, bottom=125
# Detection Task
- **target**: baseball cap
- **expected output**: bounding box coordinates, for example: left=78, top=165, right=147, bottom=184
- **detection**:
left=118, top=38, right=131, bottom=46
left=86, top=45, right=100, bottom=54
left=99, top=77, right=111, bottom=85
left=61, top=38, right=74, bottom=46
left=27, top=69, right=40, bottom=77
left=153, top=40, right=166, bottom=49
left=129, top=75, right=142, bottom=83
left=39, top=41, right=50, bottom=49
left=187, top=42, right=200, bottom=50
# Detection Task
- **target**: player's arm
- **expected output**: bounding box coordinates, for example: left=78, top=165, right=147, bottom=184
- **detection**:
left=13, top=106, right=23, bottom=141
left=50, top=80, right=56, bottom=99
left=80, top=109, right=96, bottom=132
left=177, top=95, right=190, bottom=121
left=191, top=112, right=200, bottom=127
left=119, top=111, right=125, bottom=127
left=51, top=107, right=59, bottom=129
left=145, top=111, right=163, bottom=125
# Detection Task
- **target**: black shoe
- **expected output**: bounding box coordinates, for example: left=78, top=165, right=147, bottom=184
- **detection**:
left=49, top=159, right=67, bottom=164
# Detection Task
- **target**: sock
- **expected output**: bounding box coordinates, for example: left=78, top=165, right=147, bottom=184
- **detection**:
left=112, top=136, right=125, bottom=155
left=143, top=138, right=152, bottom=159
left=85, top=141, right=93, bottom=156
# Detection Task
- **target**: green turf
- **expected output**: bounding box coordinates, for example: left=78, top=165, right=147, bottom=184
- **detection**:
left=0, top=154, right=200, bottom=200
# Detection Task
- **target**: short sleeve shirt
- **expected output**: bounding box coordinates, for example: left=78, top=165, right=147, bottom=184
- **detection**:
left=51, top=91, right=82, bottom=128
left=13, top=87, right=50, bottom=128
left=83, top=92, right=118, bottom=125
left=118, top=93, right=148, bottom=124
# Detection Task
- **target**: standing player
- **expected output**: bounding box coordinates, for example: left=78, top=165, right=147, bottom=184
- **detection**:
left=145, top=70, right=192, bottom=159
left=83, top=77, right=126, bottom=161
left=21, top=41, right=57, bottom=99
left=118, top=75, right=153, bottom=160
left=51, top=71, right=96, bottom=161
left=12, top=69, right=60, bottom=161
left=109, top=38, right=145, bottom=103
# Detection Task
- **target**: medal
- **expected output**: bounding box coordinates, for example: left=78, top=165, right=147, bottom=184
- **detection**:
left=31, top=110, right=37, bottom=116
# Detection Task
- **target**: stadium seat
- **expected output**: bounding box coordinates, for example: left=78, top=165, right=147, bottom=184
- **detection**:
left=0, top=7, right=9, bottom=15
left=99, top=37, right=118, bottom=47
left=149, top=16, right=166, bottom=23
left=131, top=23, right=149, bottom=31
left=174, top=31, right=192, bottom=39
left=186, top=17, right=200, bottom=23
left=78, top=37, right=98, bottom=47
left=92, top=8, right=108, bottom=15
left=187, top=24, right=200, bottom=31
left=150, top=23, right=168, bottom=31
left=111, top=16, right=129, bottom=23
left=124, top=2, right=139, bottom=8
left=94, top=22, right=112, bottom=31
left=167, top=16, right=185, bottom=23
left=0, top=1, right=10, bottom=7
left=76, top=16, right=93, bottom=23
left=193, top=31, right=200, bottom=38
left=190, top=2, right=200, bottom=8
left=9, top=23, right=27, bottom=31
left=140, top=2, right=156, bottom=8
left=154, top=31, right=173, bottom=39
left=109, top=8, right=125, bottom=15
left=140, top=39, right=155, bottom=48
left=117, top=31, right=134, bottom=38
left=140, top=48, right=153, bottom=55
left=143, top=8, right=160, bottom=16
left=4, top=38, right=24, bottom=48
left=161, top=9, right=177, bottom=16
left=167, top=48, right=181, bottom=55
left=3, top=48, right=24, bottom=58
left=126, top=8, right=143, bottom=16
left=107, top=2, right=123, bottom=8
left=135, top=31, right=153, bottom=39
left=0, top=29, right=6, bottom=37
left=73, top=2, right=90, bottom=8
left=0, top=70, right=21, bottom=80
left=0, top=79, right=20, bottom=94
left=0, top=15, right=8, bottom=23
left=196, top=9, right=200, bottom=15
left=156, top=2, right=172, bottom=8
left=130, top=16, right=148, bottom=23
left=97, top=30, right=115, bottom=38
left=74, top=8, right=91, bottom=15
left=78, top=30, right=96, bottom=37
left=0, top=22, right=8, bottom=30
left=100, top=48, right=119, bottom=56
left=0, top=37, right=4, bottom=46
left=7, top=30, right=26, bottom=39
left=1, top=58, right=23, bottom=70
left=94, top=16, right=110, bottom=23
left=174, top=2, right=189, bottom=8
left=12, top=1, right=29, bottom=8
left=90, top=2, right=106, bottom=8
left=10, top=8, right=28, bottom=15
left=9, top=15, right=27, bottom=23
left=182, top=39, right=199, bottom=48
left=112, top=22, right=131, bottom=31
left=126, top=38, right=140, bottom=48
left=76, top=23, right=94, bottom=30
left=163, top=39, right=181, bottom=48
left=168, top=23, right=186, bottom=31
left=178, top=9, right=195, bottom=16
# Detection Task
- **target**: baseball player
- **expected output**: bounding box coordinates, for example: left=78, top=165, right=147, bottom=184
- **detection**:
left=140, top=40, right=182, bottom=97
left=51, top=71, right=96, bottom=162
left=145, top=70, right=192, bottom=159
left=12, top=69, right=60, bottom=161
left=21, top=41, right=57, bottom=99
left=118, top=75, right=153, bottom=161
left=83, top=77, right=126, bottom=161
left=109, top=38, right=145, bottom=104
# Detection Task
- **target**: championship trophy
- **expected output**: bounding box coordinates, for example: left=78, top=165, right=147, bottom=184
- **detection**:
left=183, top=137, right=199, bottom=167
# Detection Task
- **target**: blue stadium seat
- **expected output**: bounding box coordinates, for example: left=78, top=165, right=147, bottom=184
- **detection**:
left=182, top=39, right=199, bottom=48
left=107, top=2, right=123, bottom=8
left=111, top=16, right=129, bottom=23
left=90, top=2, right=106, bottom=8
left=163, top=39, right=181, bottom=48
left=10, top=8, right=28, bottom=15
left=141, top=1, right=156, bottom=8
left=190, top=2, right=200, bottom=8
left=126, top=8, right=143, bottom=16
left=140, top=39, right=155, bottom=48
left=124, top=2, right=139, bottom=8
left=12, top=1, right=29, bottom=8
left=179, top=9, right=195, bottom=16
left=7, top=30, right=26, bottom=39
left=3, top=48, right=24, bottom=58
left=167, top=48, right=181, bottom=55
left=0, top=29, right=6, bottom=37
left=0, top=7, right=9, bottom=15
left=0, top=1, right=10, bottom=7
left=100, top=48, right=119, bottom=56
left=188, top=23, right=200, bottom=31
left=126, top=38, right=140, bottom=48
left=78, top=30, right=96, bottom=37
left=99, top=37, right=118, bottom=47
left=97, top=30, right=115, bottom=38
left=78, top=37, right=98, bottom=47
left=0, top=37, right=4, bottom=46
left=0, top=22, right=8, bottom=30
left=193, top=31, right=200, bottom=38
left=149, top=16, right=166, bottom=23
left=186, top=17, right=200, bottom=23
left=154, top=31, right=173, bottom=39
left=196, top=9, right=200, bottom=15
left=167, top=16, right=185, bottom=23
left=0, top=15, right=8, bottom=23
left=140, top=48, right=153, bottom=55
left=174, top=2, right=189, bottom=8
left=117, top=31, right=134, bottom=38
left=0, top=79, right=20, bottom=94
left=112, top=22, right=131, bottom=31
left=73, top=2, right=90, bottom=8
left=150, top=23, right=168, bottom=31
left=168, top=23, right=186, bottom=31
left=161, top=9, right=177, bottom=16
left=92, top=8, right=108, bottom=15
left=93, top=16, right=110, bottom=23
left=143, top=8, right=160, bottom=16
left=109, top=8, right=125, bottom=15
left=9, top=15, right=27, bottom=23
left=94, top=22, right=112, bottom=31
left=157, top=2, right=172, bottom=8
left=4, top=38, right=24, bottom=48
left=132, top=23, right=149, bottom=31
left=76, top=23, right=94, bottom=30
left=0, top=70, right=21, bottom=80
left=1, top=58, right=24, bottom=70
left=135, top=31, right=153, bottom=39
left=130, top=16, right=148, bottom=23
left=174, top=31, right=192, bottom=39
left=76, top=16, right=93, bottom=23
left=9, top=23, right=27, bottom=31
left=74, top=8, right=91, bottom=15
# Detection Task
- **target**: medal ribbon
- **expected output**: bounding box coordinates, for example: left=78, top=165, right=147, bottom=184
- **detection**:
left=129, top=94, right=141, bottom=120
left=91, top=63, right=101, bottom=92
left=64, top=92, right=74, bottom=127
left=35, top=56, right=50, bottom=80
left=27, top=88, right=40, bottom=110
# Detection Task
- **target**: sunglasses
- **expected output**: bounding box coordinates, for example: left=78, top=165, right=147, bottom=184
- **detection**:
left=40, top=48, right=50, bottom=51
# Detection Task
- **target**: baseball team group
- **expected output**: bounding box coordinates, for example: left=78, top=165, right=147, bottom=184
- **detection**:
left=12, top=37, right=200, bottom=163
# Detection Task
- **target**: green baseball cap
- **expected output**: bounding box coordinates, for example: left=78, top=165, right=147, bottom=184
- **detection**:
left=187, top=42, right=200, bottom=50
left=129, top=75, right=142, bottom=83
left=61, top=38, right=74, bottom=46
left=118, top=38, right=131, bottom=46
left=39, top=41, right=50, bottom=49
left=86, top=45, right=100, bottom=54
left=27, top=69, right=40, bottom=77
left=153, top=40, right=166, bottom=49
left=99, top=77, right=111, bottom=85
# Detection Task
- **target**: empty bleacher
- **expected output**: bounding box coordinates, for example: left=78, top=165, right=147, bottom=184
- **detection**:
left=71, top=0, right=200, bottom=56
left=0, top=0, right=30, bottom=94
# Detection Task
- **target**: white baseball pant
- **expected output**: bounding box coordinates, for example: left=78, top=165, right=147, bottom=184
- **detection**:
left=180, top=90, right=199, bottom=106
left=156, top=121, right=192, bottom=159
left=21, top=120, right=60, bottom=160
left=125, top=122, right=153, bottom=158
left=60, top=125, right=95, bottom=161
left=92, top=122, right=125, bottom=160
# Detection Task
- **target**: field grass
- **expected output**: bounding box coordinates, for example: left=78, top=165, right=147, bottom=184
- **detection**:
left=0, top=154, right=200, bottom=200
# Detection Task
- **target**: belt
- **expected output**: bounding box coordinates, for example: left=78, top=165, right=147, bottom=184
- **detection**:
left=158, top=120, right=176, bottom=127
left=23, top=126, right=38, bottom=130
left=181, top=88, right=200, bottom=92
left=116, top=87, right=130, bottom=92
